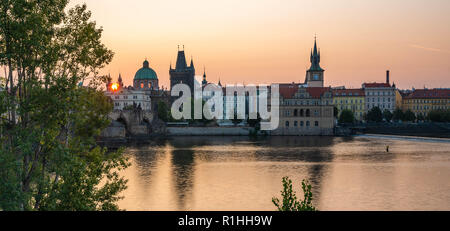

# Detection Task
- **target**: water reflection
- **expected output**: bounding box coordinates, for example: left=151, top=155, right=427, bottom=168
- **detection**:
left=119, top=135, right=450, bottom=211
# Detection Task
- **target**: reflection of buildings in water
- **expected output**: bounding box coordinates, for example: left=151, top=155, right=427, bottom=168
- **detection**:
left=169, top=141, right=196, bottom=210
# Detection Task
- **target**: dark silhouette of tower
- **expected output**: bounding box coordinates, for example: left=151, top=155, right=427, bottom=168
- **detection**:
left=305, top=37, right=325, bottom=87
left=170, top=46, right=195, bottom=94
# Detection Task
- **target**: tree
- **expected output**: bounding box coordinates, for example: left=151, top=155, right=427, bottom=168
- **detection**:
left=392, top=108, right=404, bottom=122
left=427, top=109, right=450, bottom=122
left=366, top=107, right=383, bottom=122
left=403, top=109, right=416, bottom=122
left=383, top=109, right=393, bottom=122
left=333, top=106, right=339, bottom=118
left=272, top=176, right=316, bottom=211
left=338, top=109, right=355, bottom=124
left=157, top=101, right=170, bottom=122
left=0, top=1, right=128, bottom=211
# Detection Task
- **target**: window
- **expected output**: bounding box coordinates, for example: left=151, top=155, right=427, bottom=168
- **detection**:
left=294, top=121, right=298, bottom=127
left=300, top=121, right=304, bottom=127
left=285, top=121, right=289, bottom=127
left=306, top=109, right=311, bottom=117
left=315, top=121, right=319, bottom=127
left=294, top=109, right=298, bottom=117
left=306, top=121, right=310, bottom=127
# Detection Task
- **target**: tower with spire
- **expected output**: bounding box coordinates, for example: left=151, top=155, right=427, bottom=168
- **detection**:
left=305, top=36, right=325, bottom=87
left=170, top=45, right=195, bottom=93
left=202, top=66, right=208, bottom=87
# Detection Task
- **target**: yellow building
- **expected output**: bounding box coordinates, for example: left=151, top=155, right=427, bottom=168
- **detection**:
left=402, top=89, right=450, bottom=116
left=332, top=89, right=365, bottom=121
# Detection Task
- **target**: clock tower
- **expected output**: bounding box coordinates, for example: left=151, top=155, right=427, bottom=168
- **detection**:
left=305, top=37, right=324, bottom=87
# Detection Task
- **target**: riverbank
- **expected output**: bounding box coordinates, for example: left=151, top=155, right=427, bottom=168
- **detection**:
left=363, top=122, right=450, bottom=139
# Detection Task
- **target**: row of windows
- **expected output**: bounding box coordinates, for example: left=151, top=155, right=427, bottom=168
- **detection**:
left=405, top=99, right=450, bottom=104
left=340, top=105, right=364, bottom=111
left=367, top=91, right=395, bottom=96
left=367, top=97, right=394, bottom=103
left=283, top=100, right=332, bottom=106
left=335, top=99, right=364, bottom=104
left=283, top=109, right=320, bottom=117
left=113, top=95, right=148, bottom=100
left=367, top=104, right=392, bottom=109
left=285, top=121, right=319, bottom=127
left=409, top=105, right=450, bottom=110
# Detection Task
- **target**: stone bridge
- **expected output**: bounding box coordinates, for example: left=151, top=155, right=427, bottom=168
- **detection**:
left=101, top=110, right=156, bottom=138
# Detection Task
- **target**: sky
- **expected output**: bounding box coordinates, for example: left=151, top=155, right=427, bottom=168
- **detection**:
left=69, top=0, right=450, bottom=90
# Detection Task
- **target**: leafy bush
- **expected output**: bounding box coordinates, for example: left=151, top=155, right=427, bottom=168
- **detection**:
left=272, top=176, right=317, bottom=211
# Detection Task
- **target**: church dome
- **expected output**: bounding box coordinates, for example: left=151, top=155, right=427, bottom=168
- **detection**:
left=134, top=59, right=158, bottom=80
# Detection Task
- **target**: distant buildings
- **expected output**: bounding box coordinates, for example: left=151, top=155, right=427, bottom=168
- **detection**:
left=401, top=88, right=450, bottom=117
left=332, top=88, right=365, bottom=121
left=104, top=38, right=450, bottom=128
left=362, top=71, right=397, bottom=113
left=275, top=39, right=335, bottom=135
left=106, top=59, right=169, bottom=112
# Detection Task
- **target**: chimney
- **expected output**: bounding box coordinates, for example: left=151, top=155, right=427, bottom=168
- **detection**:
left=386, top=70, right=390, bottom=84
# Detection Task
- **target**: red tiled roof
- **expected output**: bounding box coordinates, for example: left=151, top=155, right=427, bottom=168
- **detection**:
left=404, top=89, right=450, bottom=99
left=332, top=88, right=365, bottom=97
left=306, top=87, right=331, bottom=99
left=279, top=83, right=332, bottom=99
left=363, top=83, right=391, bottom=88
left=279, top=83, right=299, bottom=99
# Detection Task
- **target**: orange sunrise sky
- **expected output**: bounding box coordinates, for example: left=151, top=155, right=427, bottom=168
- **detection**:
left=69, top=0, right=450, bottom=89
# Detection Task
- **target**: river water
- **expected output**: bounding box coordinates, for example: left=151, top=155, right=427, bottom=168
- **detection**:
left=118, top=135, right=450, bottom=211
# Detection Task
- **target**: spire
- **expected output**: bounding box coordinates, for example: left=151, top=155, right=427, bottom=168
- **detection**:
left=118, top=73, right=122, bottom=83
left=218, top=77, right=222, bottom=87
left=308, top=36, right=324, bottom=72
left=202, top=66, right=207, bottom=85
left=175, top=48, right=187, bottom=70
left=190, top=56, right=194, bottom=68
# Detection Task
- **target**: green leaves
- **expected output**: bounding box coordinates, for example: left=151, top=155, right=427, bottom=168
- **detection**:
left=272, top=176, right=317, bottom=211
left=0, top=1, right=127, bottom=211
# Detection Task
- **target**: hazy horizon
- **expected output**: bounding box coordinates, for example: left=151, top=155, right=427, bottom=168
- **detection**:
left=70, top=0, right=450, bottom=89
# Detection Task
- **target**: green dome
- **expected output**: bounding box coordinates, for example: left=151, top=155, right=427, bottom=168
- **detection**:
left=134, top=60, right=158, bottom=80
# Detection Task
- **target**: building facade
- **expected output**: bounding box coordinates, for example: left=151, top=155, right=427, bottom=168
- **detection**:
left=362, top=71, right=397, bottom=113
left=332, top=89, right=365, bottom=121
left=402, top=89, right=450, bottom=116
left=170, top=47, right=195, bottom=94
left=274, top=84, right=334, bottom=135
left=106, top=77, right=151, bottom=111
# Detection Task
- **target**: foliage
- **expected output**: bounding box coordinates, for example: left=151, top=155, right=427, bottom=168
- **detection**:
left=403, top=109, right=416, bottom=122
left=427, top=109, right=450, bottom=122
left=157, top=101, right=170, bottom=122
left=272, top=176, right=316, bottom=211
left=338, top=109, right=355, bottom=124
left=383, top=109, right=393, bottom=122
left=333, top=106, right=339, bottom=118
left=366, top=106, right=383, bottom=122
left=0, top=1, right=128, bottom=211
left=392, top=108, right=404, bottom=122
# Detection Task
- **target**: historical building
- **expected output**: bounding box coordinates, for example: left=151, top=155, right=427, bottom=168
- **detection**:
left=332, top=88, right=365, bottom=121
left=402, top=89, right=450, bottom=117
left=274, top=84, right=334, bottom=135
left=134, top=59, right=159, bottom=90
left=362, top=70, right=397, bottom=113
left=106, top=75, right=151, bottom=111
left=170, top=47, right=195, bottom=94
left=304, top=38, right=325, bottom=87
